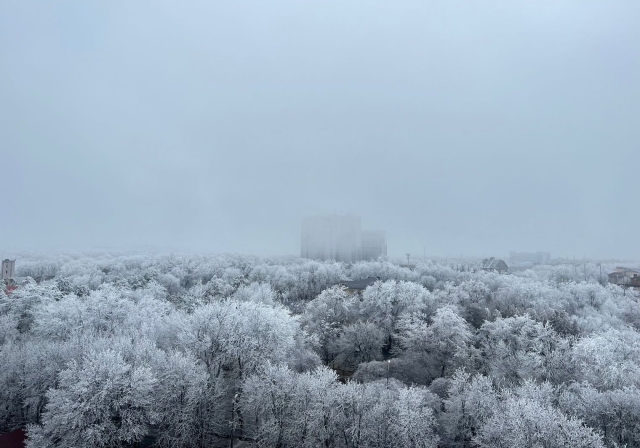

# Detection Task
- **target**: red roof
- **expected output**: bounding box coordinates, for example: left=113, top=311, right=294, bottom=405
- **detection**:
left=0, top=429, right=26, bottom=448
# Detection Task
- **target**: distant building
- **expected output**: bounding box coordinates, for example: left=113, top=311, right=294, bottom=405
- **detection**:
left=2, top=259, right=15, bottom=281
left=361, top=230, right=387, bottom=261
left=510, top=251, right=551, bottom=265
left=482, top=257, right=509, bottom=274
left=338, top=277, right=379, bottom=294
left=608, top=267, right=640, bottom=288
left=301, top=215, right=386, bottom=263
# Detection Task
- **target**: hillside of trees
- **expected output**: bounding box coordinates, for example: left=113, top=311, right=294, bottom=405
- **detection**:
left=1, top=253, right=640, bottom=447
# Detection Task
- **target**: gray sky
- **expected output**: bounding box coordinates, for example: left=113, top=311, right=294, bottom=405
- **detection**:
left=1, top=1, right=638, bottom=259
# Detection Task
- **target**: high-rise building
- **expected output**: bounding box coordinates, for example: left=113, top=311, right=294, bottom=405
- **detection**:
left=2, top=259, right=15, bottom=280
left=301, top=215, right=386, bottom=262
left=361, top=230, right=387, bottom=261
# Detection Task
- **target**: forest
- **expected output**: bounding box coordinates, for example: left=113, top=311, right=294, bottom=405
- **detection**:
left=2, top=253, right=640, bottom=448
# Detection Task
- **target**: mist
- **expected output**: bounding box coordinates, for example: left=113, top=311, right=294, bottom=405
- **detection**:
left=1, top=1, right=638, bottom=259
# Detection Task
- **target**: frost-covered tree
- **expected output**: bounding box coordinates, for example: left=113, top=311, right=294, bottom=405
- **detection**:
left=243, top=364, right=440, bottom=448
left=149, top=350, right=208, bottom=448
left=1, top=252, right=639, bottom=447
left=242, top=364, right=340, bottom=448
left=479, top=314, right=558, bottom=385
left=301, top=285, right=357, bottom=363
left=232, top=282, right=278, bottom=305
left=475, top=395, right=604, bottom=448
left=396, top=306, right=474, bottom=381
left=185, top=299, right=299, bottom=379
left=0, top=338, right=81, bottom=432
left=440, top=370, right=498, bottom=448
left=332, top=322, right=386, bottom=367
left=455, top=280, right=493, bottom=329
left=0, top=280, right=59, bottom=334
left=571, top=328, right=640, bottom=389
left=359, top=280, right=431, bottom=346
left=559, top=382, right=640, bottom=447
left=391, top=387, right=439, bottom=448
left=27, top=348, right=157, bottom=448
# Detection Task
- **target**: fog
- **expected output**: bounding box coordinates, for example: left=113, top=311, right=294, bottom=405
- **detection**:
left=1, top=1, right=638, bottom=259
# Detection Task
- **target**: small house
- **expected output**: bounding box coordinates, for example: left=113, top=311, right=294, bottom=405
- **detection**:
left=481, top=257, right=509, bottom=274
left=608, top=267, right=640, bottom=287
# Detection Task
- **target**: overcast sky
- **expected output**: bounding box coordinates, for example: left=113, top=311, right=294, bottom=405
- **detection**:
left=1, top=1, right=638, bottom=259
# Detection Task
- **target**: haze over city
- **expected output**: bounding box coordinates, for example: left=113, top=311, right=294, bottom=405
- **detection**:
left=2, top=1, right=639, bottom=259
left=4, top=2, right=640, bottom=448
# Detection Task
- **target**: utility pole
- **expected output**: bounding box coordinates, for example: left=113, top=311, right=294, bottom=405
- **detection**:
left=598, top=262, right=602, bottom=284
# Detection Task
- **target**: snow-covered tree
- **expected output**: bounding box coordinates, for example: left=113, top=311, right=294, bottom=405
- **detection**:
left=27, top=348, right=157, bottom=448
left=149, top=350, right=208, bottom=448
left=440, top=370, right=498, bottom=447
left=332, top=321, right=386, bottom=368
left=475, top=395, right=604, bottom=448
left=572, top=328, right=640, bottom=390
left=397, top=306, right=474, bottom=381
left=185, top=299, right=298, bottom=379
left=559, top=382, right=640, bottom=447
left=479, top=314, right=558, bottom=385
left=301, top=285, right=357, bottom=363
left=391, top=387, right=439, bottom=448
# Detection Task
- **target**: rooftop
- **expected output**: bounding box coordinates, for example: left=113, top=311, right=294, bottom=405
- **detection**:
left=338, top=277, right=379, bottom=290
left=482, top=257, right=507, bottom=270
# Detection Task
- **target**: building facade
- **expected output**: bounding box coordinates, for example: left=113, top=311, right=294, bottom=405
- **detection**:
left=608, top=267, right=640, bottom=288
left=361, top=230, right=387, bottom=261
left=2, top=259, right=15, bottom=280
left=301, top=215, right=386, bottom=263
